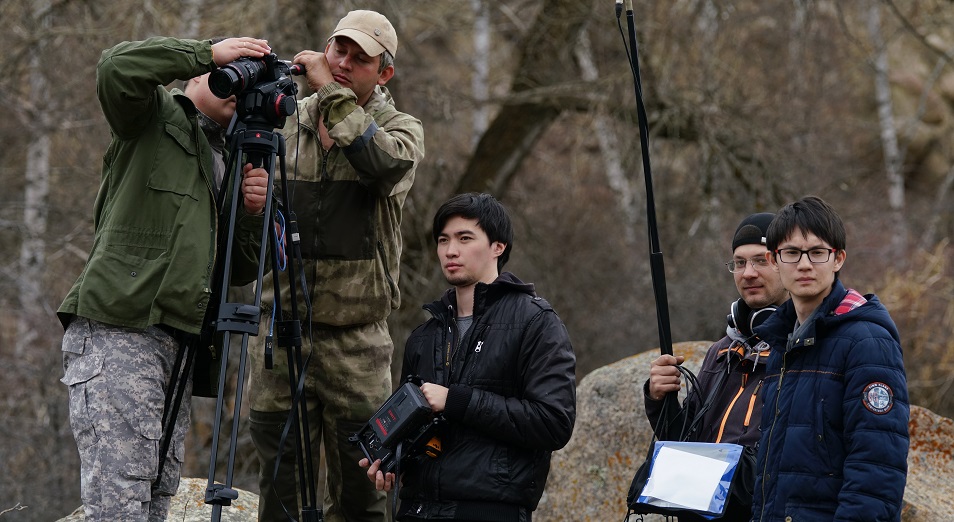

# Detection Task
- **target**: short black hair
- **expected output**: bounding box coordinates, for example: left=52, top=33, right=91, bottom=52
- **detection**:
left=766, top=195, right=847, bottom=253
left=432, top=193, right=513, bottom=270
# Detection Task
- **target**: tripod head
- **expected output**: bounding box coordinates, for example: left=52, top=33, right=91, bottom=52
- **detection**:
left=210, top=52, right=303, bottom=131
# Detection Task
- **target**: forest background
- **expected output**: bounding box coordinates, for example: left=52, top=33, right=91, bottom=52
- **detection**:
left=1, top=0, right=953, bottom=520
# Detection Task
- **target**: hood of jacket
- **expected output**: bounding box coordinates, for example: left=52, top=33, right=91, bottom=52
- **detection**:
left=755, top=279, right=900, bottom=354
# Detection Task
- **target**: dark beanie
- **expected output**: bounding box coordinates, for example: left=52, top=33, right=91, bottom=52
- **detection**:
left=732, top=213, right=775, bottom=251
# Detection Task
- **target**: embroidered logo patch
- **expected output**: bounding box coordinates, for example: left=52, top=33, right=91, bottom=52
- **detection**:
left=862, top=382, right=894, bottom=414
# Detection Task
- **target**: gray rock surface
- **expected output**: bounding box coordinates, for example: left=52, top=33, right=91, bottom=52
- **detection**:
left=56, top=478, right=259, bottom=522
left=535, top=341, right=712, bottom=522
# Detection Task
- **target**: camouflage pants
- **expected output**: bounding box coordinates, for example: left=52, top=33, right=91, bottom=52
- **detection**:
left=248, top=318, right=392, bottom=522
left=60, top=318, right=193, bottom=522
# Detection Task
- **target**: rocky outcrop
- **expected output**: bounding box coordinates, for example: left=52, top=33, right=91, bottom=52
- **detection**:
left=56, top=478, right=259, bottom=522
left=903, top=405, right=954, bottom=519
left=535, top=342, right=954, bottom=522
left=534, top=341, right=711, bottom=522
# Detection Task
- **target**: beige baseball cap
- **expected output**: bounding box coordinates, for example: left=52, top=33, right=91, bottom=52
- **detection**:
left=330, top=10, right=398, bottom=57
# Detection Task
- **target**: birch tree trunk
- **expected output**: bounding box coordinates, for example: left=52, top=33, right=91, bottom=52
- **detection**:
left=575, top=31, right=639, bottom=245
left=179, top=0, right=202, bottom=37
left=471, top=0, right=491, bottom=148
left=866, top=2, right=908, bottom=257
left=16, top=0, right=52, bottom=355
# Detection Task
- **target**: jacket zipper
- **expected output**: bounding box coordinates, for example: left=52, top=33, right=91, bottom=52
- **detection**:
left=204, top=119, right=219, bottom=334
left=462, top=325, right=491, bottom=383
left=744, top=379, right=764, bottom=427
left=759, top=352, right=787, bottom=521
left=716, top=373, right=748, bottom=443
left=444, top=304, right=456, bottom=373
left=308, top=147, right=331, bottom=294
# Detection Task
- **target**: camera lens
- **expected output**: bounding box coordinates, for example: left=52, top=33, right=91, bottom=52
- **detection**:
left=208, top=58, right=266, bottom=98
left=208, top=68, right=241, bottom=98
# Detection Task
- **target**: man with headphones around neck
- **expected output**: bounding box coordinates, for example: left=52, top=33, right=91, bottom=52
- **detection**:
left=642, top=213, right=788, bottom=521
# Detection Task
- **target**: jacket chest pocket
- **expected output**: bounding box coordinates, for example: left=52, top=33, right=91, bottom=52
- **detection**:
left=812, top=378, right=845, bottom=471
left=146, top=122, right=203, bottom=200
left=458, top=325, right=504, bottom=386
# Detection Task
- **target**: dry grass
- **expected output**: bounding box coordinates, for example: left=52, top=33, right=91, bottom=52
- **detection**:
left=878, top=240, right=954, bottom=418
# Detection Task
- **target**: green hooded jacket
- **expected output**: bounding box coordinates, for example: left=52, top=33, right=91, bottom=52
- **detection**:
left=58, top=37, right=264, bottom=337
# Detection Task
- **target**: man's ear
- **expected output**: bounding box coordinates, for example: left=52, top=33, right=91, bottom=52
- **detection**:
left=833, top=248, right=847, bottom=272
left=183, top=75, right=202, bottom=93
left=377, top=64, right=395, bottom=86
left=491, top=241, right=506, bottom=258
left=765, top=250, right=779, bottom=271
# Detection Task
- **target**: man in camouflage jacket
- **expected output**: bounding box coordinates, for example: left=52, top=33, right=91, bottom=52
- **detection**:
left=247, top=10, right=425, bottom=522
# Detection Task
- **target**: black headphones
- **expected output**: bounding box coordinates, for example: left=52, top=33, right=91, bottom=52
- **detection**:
left=727, top=299, right=777, bottom=338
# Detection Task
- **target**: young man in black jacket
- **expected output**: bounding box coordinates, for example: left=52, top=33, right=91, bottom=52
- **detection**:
left=361, top=193, right=577, bottom=521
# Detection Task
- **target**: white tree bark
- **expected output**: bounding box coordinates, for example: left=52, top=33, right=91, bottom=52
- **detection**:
left=179, top=0, right=203, bottom=38
left=575, top=31, right=639, bottom=245
left=17, top=0, right=52, bottom=355
left=471, top=0, right=491, bottom=148
left=866, top=2, right=908, bottom=255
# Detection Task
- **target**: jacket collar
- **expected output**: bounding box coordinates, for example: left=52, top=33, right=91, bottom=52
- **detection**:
left=428, top=272, right=536, bottom=319
left=756, top=280, right=856, bottom=353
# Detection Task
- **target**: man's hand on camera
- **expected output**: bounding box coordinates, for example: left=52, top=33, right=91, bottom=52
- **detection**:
left=242, top=163, right=268, bottom=215
left=211, top=37, right=271, bottom=67
left=420, top=382, right=449, bottom=413
left=359, top=457, right=396, bottom=492
left=293, top=50, right=334, bottom=92
left=648, top=354, right=685, bottom=401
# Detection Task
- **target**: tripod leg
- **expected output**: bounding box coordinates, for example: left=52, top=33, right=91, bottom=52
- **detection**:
left=249, top=313, right=320, bottom=521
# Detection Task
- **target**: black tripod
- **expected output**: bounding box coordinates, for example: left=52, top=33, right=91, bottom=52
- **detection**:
left=202, top=59, right=321, bottom=522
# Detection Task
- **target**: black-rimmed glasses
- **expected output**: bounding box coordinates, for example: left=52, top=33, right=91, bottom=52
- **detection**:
left=775, top=247, right=836, bottom=264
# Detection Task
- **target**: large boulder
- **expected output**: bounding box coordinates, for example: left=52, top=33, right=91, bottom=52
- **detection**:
left=904, top=406, right=954, bottom=519
left=56, top=478, right=259, bottom=522
left=535, top=341, right=711, bottom=522
left=536, top=342, right=954, bottom=522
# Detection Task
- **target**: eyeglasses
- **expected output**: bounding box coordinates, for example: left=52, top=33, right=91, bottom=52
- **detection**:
left=775, top=247, right=836, bottom=264
left=725, top=256, right=770, bottom=273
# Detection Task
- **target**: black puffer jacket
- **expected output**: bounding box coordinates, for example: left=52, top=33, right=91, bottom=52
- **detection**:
left=398, top=272, right=576, bottom=520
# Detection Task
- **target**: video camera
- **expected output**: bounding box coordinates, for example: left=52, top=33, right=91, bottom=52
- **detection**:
left=349, top=379, right=443, bottom=474
left=209, top=53, right=303, bottom=129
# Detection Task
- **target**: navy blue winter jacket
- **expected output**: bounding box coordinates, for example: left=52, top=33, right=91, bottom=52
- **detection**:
left=751, top=280, right=909, bottom=521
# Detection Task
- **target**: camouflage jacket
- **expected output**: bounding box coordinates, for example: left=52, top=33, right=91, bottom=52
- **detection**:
left=266, top=82, right=424, bottom=326
left=58, top=37, right=264, bottom=335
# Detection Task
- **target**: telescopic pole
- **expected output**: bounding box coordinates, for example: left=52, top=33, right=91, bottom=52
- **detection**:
left=616, top=0, right=680, bottom=425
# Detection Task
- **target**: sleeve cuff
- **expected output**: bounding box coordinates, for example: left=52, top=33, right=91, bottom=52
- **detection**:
left=443, top=384, right=473, bottom=421
left=315, top=82, right=345, bottom=103
left=643, top=378, right=658, bottom=401
left=237, top=206, right=265, bottom=230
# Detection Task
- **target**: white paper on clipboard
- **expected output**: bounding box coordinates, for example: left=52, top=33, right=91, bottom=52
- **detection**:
left=639, top=444, right=731, bottom=511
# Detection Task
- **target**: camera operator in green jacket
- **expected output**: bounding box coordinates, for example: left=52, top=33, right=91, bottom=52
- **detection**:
left=57, top=36, right=271, bottom=522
